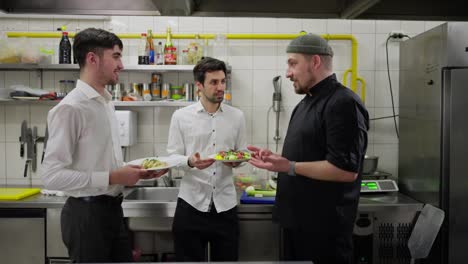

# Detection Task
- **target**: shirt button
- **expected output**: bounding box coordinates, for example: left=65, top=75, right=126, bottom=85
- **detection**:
left=212, top=129, right=215, bottom=132
left=213, top=143, right=215, bottom=146
left=213, top=172, right=216, bottom=175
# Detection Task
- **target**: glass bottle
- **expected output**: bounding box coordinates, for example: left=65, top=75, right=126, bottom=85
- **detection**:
left=138, top=33, right=149, bottom=65
left=164, top=27, right=177, bottom=65
left=73, top=27, right=80, bottom=64
left=180, top=49, right=188, bottom=65
left=187, top=34, right=201, bottom=64
left=147, top=29, right=155, bottom=65
left=59, top=31, right=71, bottom=64
left=156, top=41, right=164, bottom=65
left=224, top=72, right=232, bottom=105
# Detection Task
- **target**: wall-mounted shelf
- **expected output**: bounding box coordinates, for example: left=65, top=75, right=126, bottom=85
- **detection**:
left=0, top=99, right=194, bottom=107
left=0, top=64, right=198, bottom=72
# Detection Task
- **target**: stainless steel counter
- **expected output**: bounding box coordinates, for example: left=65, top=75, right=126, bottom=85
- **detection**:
left=0, top=190, right=423, bottom=262
left=0, top=191, right=423, bottom=215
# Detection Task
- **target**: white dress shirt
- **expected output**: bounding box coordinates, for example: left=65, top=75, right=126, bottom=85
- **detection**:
left=167, top=101, right=247, bottom=213
left=41, top=79, right=124, bottom=197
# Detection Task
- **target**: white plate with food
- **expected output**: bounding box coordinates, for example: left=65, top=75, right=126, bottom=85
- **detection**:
left=209, top=150, right=252, bottom=162
left=127, top=156, right=181, bottom=171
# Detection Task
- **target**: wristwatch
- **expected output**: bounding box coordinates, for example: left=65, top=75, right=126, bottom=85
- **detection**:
left=288, top=161, right=296, bottom=176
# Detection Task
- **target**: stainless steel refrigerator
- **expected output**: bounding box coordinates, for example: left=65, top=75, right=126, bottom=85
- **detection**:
left=399, top=22, right=468, bottom=264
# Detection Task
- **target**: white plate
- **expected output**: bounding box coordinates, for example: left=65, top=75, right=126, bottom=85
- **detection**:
left=127, top=156, right=181, bottom=171
left=208, top=153, right=251, bottom=162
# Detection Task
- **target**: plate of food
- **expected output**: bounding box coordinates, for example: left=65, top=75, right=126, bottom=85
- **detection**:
left=127, top=156, right=181, bottom=171
left=210, top=150, right=251, bottom=162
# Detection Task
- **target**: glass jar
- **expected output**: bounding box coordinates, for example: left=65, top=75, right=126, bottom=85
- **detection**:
left=65, top=80, right=75, bottom=93
left=59, top=80, right=67, bottom=94
left=164, top=47, right=177, bottom=65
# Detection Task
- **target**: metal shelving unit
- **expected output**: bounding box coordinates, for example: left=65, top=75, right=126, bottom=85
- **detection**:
left=0, top=99, right=194, bottom=107
left=0, top=64, right=205, bottom=107
left=0, top=64, right=197, bottom=72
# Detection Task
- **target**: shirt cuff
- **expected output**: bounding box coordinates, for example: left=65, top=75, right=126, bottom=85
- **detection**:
left=91, top=171, right=109, bottom=188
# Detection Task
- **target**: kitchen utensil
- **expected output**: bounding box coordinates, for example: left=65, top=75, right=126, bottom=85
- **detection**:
left=19, top=120, right=27, bottom=157
left=32, top=126, right=38, bottom=172
left=0, top=188, right=41, bottom=200
left=362, top=155, right=378, bottom=174
left=408, top=204, right=445, bottom=263
left=41, top=124, right=48, bottom=163
left=24, top=127, right=33, bottom=177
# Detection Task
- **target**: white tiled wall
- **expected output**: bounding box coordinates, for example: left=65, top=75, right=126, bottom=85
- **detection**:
left=0, top=15, right=448, bottom=185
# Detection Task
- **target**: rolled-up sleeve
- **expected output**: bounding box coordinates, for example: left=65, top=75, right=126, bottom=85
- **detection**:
left=325, top=98, right=369, bottom=172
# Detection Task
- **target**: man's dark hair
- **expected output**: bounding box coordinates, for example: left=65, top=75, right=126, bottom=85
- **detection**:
left=73, top=28, right=123, bottom=68
left=193, top=57, right=227, bottom=84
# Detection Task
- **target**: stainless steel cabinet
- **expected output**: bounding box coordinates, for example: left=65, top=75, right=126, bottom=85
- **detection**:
left=46, top=208, right=68, bottom=259
left=0, top=208, right=46, bottom=264
left=238, top=212, right=279, bottom=261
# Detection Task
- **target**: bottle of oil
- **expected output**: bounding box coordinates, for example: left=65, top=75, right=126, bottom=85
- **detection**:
left=147, top=29, right=155, bottom=64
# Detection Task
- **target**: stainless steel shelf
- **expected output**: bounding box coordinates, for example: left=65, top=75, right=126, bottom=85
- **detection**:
left=0, top=99, right=195, bottom=107
left=0, top=64, right=230, bottom=72
left=0, top=64, right=196, bottom=72
left=113, top=100, right=194, bottom=107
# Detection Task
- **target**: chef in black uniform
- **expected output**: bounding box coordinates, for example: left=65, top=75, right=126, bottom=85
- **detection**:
left=248, top=33, right=369, bottom=264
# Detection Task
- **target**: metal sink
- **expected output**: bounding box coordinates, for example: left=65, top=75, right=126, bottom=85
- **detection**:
left=124, top=187, right=179, bottom=202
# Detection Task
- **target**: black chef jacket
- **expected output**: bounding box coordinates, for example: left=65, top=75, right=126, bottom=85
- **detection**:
left=274, top=74, right=369, bottom=234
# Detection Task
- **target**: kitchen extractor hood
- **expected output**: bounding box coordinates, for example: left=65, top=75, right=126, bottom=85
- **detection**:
left=1, top=0, right=467, bottom=20
left=0, top=0, right=194, bottom=16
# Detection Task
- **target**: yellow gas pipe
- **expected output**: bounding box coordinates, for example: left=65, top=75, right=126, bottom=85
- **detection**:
left=6, top=32, right=365, bottom=101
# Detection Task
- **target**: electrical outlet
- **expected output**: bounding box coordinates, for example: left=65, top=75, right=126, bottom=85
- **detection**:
left=389, top=30, right=407, bottom=41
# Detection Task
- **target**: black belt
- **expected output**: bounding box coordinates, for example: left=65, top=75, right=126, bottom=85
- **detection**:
left=74, top=193, right=123, bottom=203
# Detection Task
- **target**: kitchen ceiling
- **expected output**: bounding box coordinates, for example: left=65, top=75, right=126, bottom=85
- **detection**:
left=1, top=0, right=467, bottom=20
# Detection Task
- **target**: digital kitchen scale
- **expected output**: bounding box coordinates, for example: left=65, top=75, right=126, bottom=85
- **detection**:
left=361, top=179, right=399, bottom=193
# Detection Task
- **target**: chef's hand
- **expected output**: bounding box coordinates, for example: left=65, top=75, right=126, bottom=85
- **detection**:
left=223, top=161, right=242, bottom=168
left=247, top=145, right=289, bottom=173
left=140, top=169, right=169, bottom=179
left=247, top=145, right=273, bottom=160
left=189, top=152, right=215, bottom=170
left=109, top=165, right=154, bottom=186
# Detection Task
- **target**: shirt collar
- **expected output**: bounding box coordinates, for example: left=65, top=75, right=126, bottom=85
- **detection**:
left=76, top=79, right=112, bottom=103
left=306, top=73, right=337, bottom=97
left=195, top=100, right=224, bottom=113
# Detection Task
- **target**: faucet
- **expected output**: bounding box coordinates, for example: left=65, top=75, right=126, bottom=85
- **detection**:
left=161, top=169, right=174, bottom=187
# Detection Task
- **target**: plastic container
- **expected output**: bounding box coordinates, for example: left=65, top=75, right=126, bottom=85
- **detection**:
left=170, top=85, right=183, bottom=100
left=161, top=83, right=170, bottom=99
left=151, top=83, right=161, bottom=99
left=142, top=83, right=152, bottom=101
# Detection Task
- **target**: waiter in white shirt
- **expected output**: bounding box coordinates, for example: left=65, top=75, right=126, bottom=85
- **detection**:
left=167, top=57, right=247, bottom=261
left=41, top=28, right=166, bottom=263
